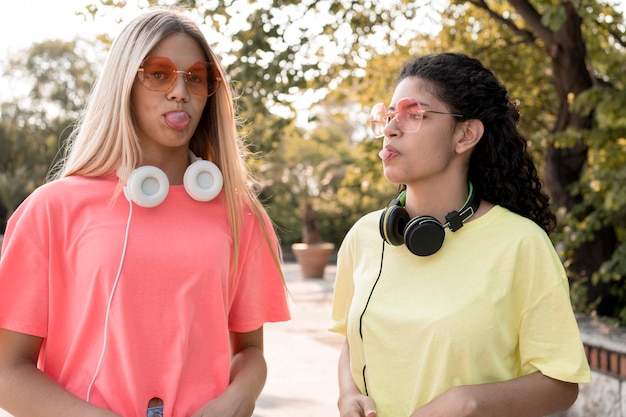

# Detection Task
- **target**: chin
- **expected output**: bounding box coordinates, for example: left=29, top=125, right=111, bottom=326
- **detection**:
left=382, top=166, right=401, bottom=182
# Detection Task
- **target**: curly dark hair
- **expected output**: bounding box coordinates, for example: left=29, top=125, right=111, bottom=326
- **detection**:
left=398, top=52, right=556, bottom=233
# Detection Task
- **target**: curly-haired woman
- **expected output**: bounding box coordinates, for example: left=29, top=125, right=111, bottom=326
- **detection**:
left=330, top=52, right=590, bottom=417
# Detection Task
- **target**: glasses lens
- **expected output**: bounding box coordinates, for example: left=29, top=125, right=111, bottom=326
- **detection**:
left=395, top=98, right=423, bottom=133
left=186, top=61, right=220, bottom=97
left=138, top=57, right=221, bottom=97
left=185, top=62, right=209, bottom=96
left=370, top=103, right=387, bottom=137
left=139, top=57, right=176, bottom=92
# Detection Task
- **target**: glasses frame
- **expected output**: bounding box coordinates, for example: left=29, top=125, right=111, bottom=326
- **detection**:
left=370, top=97, right=463, bottom=138
left=137, top=56, right=222, bottom=97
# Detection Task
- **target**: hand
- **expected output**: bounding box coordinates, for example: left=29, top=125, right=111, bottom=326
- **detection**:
left=409, top=386, right=478, bottom=417
left=188, top=330, right=266, bottom=417
left=337, top=340, right=376, bottom=417
left=189, top=392, right=254, bottom=417
left=338, top=391, right=377, bottom=417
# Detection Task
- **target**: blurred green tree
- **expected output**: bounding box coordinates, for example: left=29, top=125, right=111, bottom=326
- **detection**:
left=0, top=39, right=99, bottom=229
left=313, top=0, right=626, bottom=322
left=439, top=0, right=626, bottom=322
left=5, top=0, right=626, bottom=323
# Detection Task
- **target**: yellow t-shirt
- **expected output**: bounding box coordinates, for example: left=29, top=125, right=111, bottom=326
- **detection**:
left=330, top=205, right=590, bottom=417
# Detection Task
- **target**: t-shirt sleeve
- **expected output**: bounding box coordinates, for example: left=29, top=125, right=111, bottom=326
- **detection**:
left=0, top=192, right=50, bottom=337
left=517, top=234, right=591, bottom=383
left=329, top=226, right=356, bottom=336
left=227, top=208, right=290, bottom=332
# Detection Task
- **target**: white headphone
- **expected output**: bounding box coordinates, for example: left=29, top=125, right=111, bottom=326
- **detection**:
left=123, top=150, right=223, bottom=207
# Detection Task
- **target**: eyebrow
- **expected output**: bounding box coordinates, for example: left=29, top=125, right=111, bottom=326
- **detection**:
left=389, top=98, right=428, bottom=111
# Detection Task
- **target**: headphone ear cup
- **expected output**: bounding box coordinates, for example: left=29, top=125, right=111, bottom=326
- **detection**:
left=404, top=216, right=446, bottom=256
left=379, top=205, right=410, bottom=246
left=183, top=160, right=224, bottom=202
left=124, top=165, right=169, bottom=208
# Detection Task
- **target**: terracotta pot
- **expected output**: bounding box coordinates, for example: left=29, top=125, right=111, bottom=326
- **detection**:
left=291, top=242, right=335, bottom=278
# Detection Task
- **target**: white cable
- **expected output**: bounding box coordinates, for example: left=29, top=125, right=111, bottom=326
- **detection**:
left=86, top=198, right=133, bottom=402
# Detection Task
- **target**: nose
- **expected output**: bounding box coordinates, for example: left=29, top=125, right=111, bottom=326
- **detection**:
left=383, top=115, right=401, bottom=138
left=167, top=71, right=190, bottom=102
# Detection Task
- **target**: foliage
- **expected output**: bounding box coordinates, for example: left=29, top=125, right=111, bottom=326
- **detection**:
left=5, top=39, right=99, bottom=121
left=315, top=0, right=626, bottom=323
left=560, top=86, right=626, bottom=321
left=2, top=0, right=626, bottom=324
left=437, top=0, right=626, bottom=322
left=256, top=114, right=353, bottom=245
left=184, top=0, right=439, bottom=247
left=0, top=39, right=99, bottom=229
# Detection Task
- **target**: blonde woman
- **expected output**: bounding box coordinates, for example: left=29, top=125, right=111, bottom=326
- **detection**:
left=0, top=7, right=289, bottom=417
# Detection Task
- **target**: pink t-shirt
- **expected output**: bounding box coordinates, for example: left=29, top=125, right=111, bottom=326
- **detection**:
left=0, top=174, right=290, bottom=417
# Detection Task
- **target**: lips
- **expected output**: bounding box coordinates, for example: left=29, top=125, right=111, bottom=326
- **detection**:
left=378, top=147, right=398, bottom=161
left=164, top=111, right=190, bottom=130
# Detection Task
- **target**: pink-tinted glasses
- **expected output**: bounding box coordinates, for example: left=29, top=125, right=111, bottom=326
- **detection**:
left=370, top=97, right=463, bottom=137
left=137, top=56, right=222, bottom=97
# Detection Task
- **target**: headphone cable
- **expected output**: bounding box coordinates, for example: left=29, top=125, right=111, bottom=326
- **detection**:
left=358, top=240, right=385, bottom=395
left=86, top=198, right=133, bottom=402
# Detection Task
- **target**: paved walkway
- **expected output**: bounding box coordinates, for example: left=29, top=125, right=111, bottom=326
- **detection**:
left=0, top=262, right=343, bottom=417
left=254, top=262, right=342, bottom=417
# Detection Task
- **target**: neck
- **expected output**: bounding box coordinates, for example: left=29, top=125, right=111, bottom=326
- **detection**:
left=140, top=147, right=192, bottom=185
left=403, top=180, right=472, bottom=223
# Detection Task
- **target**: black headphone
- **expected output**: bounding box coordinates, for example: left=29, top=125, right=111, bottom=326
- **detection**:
left=123, top=151, right=223, bottom=208
left=379, top=182, right=480, bottom=256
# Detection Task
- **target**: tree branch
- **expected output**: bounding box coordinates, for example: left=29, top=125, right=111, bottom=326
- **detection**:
left=466, top=0, right=536, bottom=44
left=507, top=0, right=556, bottom=46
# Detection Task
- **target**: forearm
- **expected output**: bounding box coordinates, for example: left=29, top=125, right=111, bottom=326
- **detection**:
left=412, top=372, right=578, bottom=417
left=338, top=342, right=361, bottom=398
left=191, top=328, right=267, bottom=417
left=463, top=372, right=578, bottom=417
left=338, top=340, right=376, bottom=417
left=0, top=329, right=119, bottom=417
left=226, top=344, right=267, bottom=413
left=0, top=360, right=119, bottom=417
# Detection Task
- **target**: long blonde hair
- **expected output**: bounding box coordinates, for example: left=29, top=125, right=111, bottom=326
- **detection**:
left=53, top=7, right=282, bottom=278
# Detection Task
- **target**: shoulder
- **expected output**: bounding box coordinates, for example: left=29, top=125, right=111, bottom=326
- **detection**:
left=9, top=175, right=117, bottom=224
left=339, top=209, right=385, bottom=254
left=24, top=175, right=115, bottom=202
left=236, top=197, right=279, bottom=246
left=471, top=205, right=558, bottom=257
left=240, top=197, right=272, bottom=226
left=347, top=209, right=385, bottom=237
left=478, top=205, right=547, bottom=235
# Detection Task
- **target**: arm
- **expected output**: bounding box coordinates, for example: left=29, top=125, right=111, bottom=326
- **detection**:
left=0, top=328, right=120, bottom=417
left=411, top=371, right=578, bottom=417
left=192, top=327, right=267, bottom=417
left=337, top=339, right=377, bottom=417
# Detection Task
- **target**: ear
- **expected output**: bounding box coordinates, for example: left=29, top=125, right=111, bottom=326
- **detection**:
left=455, top=119, right=484, bottom=154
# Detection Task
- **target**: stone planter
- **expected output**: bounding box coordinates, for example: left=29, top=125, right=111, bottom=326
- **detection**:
left=291, top=242, right=335, bottom=279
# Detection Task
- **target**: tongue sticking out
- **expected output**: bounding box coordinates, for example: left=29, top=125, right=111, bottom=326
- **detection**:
left=164, top=111, right=190, bottom=130
left=378, top=148, right=397, bottom=161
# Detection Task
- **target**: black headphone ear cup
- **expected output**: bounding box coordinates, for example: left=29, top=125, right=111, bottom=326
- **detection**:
left=183, top=160, right=224, bottom=202
left=404, top=216, right=446, bottom=256
left=124, top=166, right=169, bottom=208
left=380, top=205, right=411, bottom=246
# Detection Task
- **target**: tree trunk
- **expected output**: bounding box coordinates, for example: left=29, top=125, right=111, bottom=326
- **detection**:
left=509, top=0, right=619, bottom=314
